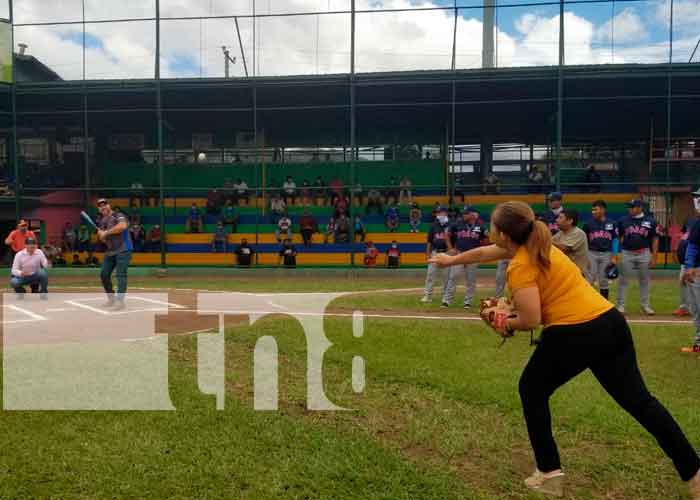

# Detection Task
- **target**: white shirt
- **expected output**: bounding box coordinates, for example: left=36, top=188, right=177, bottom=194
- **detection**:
left=12, top=248, right=49, bottom=277
left=283, top=181, right=296, bottom=193
left=235, top=182, right=248, bottom=194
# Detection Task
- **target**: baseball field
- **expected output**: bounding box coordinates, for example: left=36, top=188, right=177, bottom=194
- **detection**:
left=0, top=269, right=697, bottom=500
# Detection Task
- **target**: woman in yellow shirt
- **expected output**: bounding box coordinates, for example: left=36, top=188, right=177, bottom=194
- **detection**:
left=431, top=201, right=700, bottom=498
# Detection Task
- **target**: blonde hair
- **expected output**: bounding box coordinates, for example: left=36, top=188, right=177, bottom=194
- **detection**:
left=492, top=201, right=552, bottom=270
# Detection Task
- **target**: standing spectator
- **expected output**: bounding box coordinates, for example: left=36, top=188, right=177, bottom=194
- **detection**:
left=63, top=222, right=77, bottom=252
left=399, top=176, right=412, bottom=205
left=384, top=176, right=399, bottom=205
left=552, top=209, right=589, bottom=274
left=364, top=241, right=379, bottom=267
left=353, top=215, right=366, bottom=243
left=71, top=253, right=83, bottom=266
left=279, top=239, right=297, bottom=268
left=211, top=221, right=228, bottom=252
left=206, top=189, right=223, bottom=215
left=443, top=207, right=488, bottom=309
left=129, top=223, right=146, bottom=252
left=386, top=240, right=402, bottom=268
left=539, top=192, right=564, bottom=235
left=582, top=200, right=618, bottom=299
left=409, top=202, right=422, bottom=233
left=324, top=216, right=336, bottom=244
left=129, top=181, right=146, bottom=208
left=334, top=214, right=351, bottom=243
left=283, top=176, right=297, bottom=206
left=269, top=195, right=287, bottom=224
left=680, top=187, right=700, bottom=352
left=454, top=173, right=466, bottom=202
left=313, top=176, right=326, bottom=206
left=482, top=170, right=501, bottom=194
left=5, top=220, right=36, bottom=260
left=276, top=213, right=292, bottom=243
left=223, top=178, right=237, bottom=205
left=385, top=203, right=400, bottom=232
left=10, top=237, right=49, bottom=298
left=421, top=206, right=453, bottom=304
left=234, top=178, right=250, bottom=206
left=77, top=223, right=92, bottom=254
left=351, top=182, right=364, bottom=207
left=616, top=199, right=659, bottom=316
left=333, top=192, right=349, bottom=218
left=220, top=200, right=239, bottom=233
left=299, top=210, right=318, bottom=247
left=329, top=177, right=344, bottom=206
left=584, top=165, right=602, bottom=193
left=186, top=203, right=203, bottom=233
left=234, top=238, right=255, bottom=267
left=146, top=224, right=161, bottom=252
left=365, top=187, right=384, bottom=215
left=300, top=179, right=312, bottom=206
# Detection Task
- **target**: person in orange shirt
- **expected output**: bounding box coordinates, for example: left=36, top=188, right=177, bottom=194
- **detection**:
left=5, top=220, right=36, bottom=256
left=364, top=241, right=379, bottom=267
left=430, top=201, right=700, bottom=499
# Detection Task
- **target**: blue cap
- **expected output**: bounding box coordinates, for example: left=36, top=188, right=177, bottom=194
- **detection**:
left=625, top=199, right=643, bottom=208
left=462, top=205, right=478, bottom=214
left=436, top=205, right=448, bottom=212
left=547, top=191, right=563, bottom=201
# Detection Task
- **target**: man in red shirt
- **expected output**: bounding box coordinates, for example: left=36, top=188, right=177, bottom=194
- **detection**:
left=5, top=220, right=36, bottom=258
left=364, top=241, right=379, bottom=267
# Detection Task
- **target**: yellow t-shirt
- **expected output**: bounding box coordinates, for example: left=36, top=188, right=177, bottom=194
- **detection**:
left=507, top=245, right=613, bottom=327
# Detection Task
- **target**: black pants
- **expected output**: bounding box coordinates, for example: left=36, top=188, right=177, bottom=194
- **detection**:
left=519, top=307, right=700, bottom=481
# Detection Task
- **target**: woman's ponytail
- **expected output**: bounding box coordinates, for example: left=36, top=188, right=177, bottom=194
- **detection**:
left=525, top=219, right=552, bottom=270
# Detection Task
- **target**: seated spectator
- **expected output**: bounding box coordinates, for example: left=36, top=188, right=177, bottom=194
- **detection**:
left=409, top=202, right=422, bottom=233
left=352, top=183, right=363, bottom=207
left=77, top=224, right=92, bottom=254
left=386, top=240, right=401, bottom=268
left=220, top=200, right=239, bottom=233
left=276, top=213, right=292, bottom=243
left=186, top=203, right=203, bottom=233
left=584, top=165, right=602, bottom=193
left=234, top=238, right=255, bottom=267
left=269, top=195, right=286, bottom=224
left=364, top=241, right=379, bottom=267
left=399, top=176, right=412, bottom=205
left=63, top=222, right=77, bottom=252
left=384, top=176, right=399, bottom=204
left=52, top=250, right=67, bottom=267
left=282, top=176, right=297, bottom=206
left=87, top=255, right=100, bottom=267
left=366, top=188, right=384, bottom=215
left=482, top=170, right=501, bottom=194
left=329, top=177, right=344, bottom=206
left=129, top=223, right=145, bottom=252
left=71, top=253, right=83, bottom=266
left=206, top=189, right=223, bottom=215
left=278, top=239, right=297, bottom=268
left=300, top=179, right=312, bottom=206
left=334, top=214, right=351, bottom=243
left=299, top=210, right=318, bottom=247
left=313, top=176, right=326, bottom=206
left=234, top=178, right=250, bottom=205
left=333, top=193, right=350, bottom=218
left=385, top=203, right=400, bottom=232
left=129, top=181, right=146, bottom=208
left=324, top=216, right=336, bottom=244
left=147, top=224, right=161, bottom=252
left=211, top=221, right=228, bottom=253
left=354, top=215, right=366, bottom=243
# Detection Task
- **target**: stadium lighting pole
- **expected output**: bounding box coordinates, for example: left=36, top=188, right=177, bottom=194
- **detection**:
left=82, top=0, right=90, bottom=208
left=555, top=0, right=564, bottom=192
left=665, top=0, right=673, bottom=186
left=450, top=2, right=457, bottom=201
left=9, top=0, right=19, bottom=222
left=156, top=0, right=166, bottom=267
left=349, top=0, right=356, bottom=267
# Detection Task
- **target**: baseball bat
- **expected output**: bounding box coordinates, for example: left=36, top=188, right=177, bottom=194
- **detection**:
left=80, top=210, right=99, bottom=231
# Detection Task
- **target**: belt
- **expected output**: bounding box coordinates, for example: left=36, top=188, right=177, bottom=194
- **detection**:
left=624, top=248, right=649, bottom=254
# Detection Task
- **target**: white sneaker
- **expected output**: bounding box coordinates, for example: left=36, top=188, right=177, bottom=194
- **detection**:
left=420, top=296, right=431, bottom=303
left=524, top=469, right=565, bottom=497
left=641, top=305, right=655, bottom=316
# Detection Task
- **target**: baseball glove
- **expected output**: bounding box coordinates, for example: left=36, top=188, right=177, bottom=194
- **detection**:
left=479, top=296, right=517, bottom=342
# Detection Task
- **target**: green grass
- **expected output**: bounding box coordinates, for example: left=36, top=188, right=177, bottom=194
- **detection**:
left=1, top=274, right=698, bottom=499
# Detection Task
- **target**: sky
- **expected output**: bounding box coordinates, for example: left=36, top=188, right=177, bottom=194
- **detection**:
left=1, top=0, right=698, bottom=80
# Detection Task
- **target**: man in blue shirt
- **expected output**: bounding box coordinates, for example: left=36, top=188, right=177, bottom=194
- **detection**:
left=443, top=206, right=488, bottom=308
left=681, top=187, right=700, bottom=352
left=582, top=200, right=618, bottom=299
left=538, top=192, right=564, bottom=236
left=615, top=199, right=659, bottom=316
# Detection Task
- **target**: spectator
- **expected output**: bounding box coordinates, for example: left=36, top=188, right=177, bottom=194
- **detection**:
left=5, top=220, right=36, bottom=260
left=223, top=178, right=236, bottom=204
left=212, top=221, right=228, bottom=252
left=333, top=192, right=349, bottom=218
left=399, top=176, right=412, bottom=205
left=129, top=181, right=146, bottom=208
left=384, top=176, right=399, bottom=204
left=366, top=188, right=384, bottom=215
left=454, top=173, right=465, bottom=202
left=329, top=177, right=344, bottom=206
left=584, top=165, right=602, bottom=193
left=482, top=170, right=501, bottom=194
left=334, top=214, right=351, bottom=243
left=268, top=178, right=280, bottom=201
left=431, top=202, right=441, bottom=221
left=409, top=202, right=422, bottom=233
left=300, top=179, right=312, bottom=206
left=186, top=203, right=203, bottom=233
left=10, top=237, right=50, bottom=298
left=234, top=178, right=250, bottom=205
left=206, top=189, right=223, bottom=215
left=220, top=200, right=239, bottom=233
left=354, top=215, right=366, bottom=243
left=234, top=238, right=255, bottom=267
left=528, top=166, right=545, bottom=193
left=352, top=182, right=363, bottom=207
left=278, top=239, right=297, bottom=268
left=146, top=224, right=161, bottom=252
left=71, top=253, right=83, bottom=266
left=324, top=216, right=336, bottom=244
left=63, top=222, right=77, bottom=252
left=282, top=176, right=297, bottom=206
left=364, top=241, right=379, bottom=267
left=313, top=176, right=326, bottom=206
left=385, top=203, right=400, bottom=232
left=552, top=209, right=589, bottom=274
left=52, top=250, right=67, bottom=267
left=77, top=224, right=92, bottom=254
left=270, top=195, right=287, bottom=224
left=276, top=213, right=292, bottom=243
left=299, top=210, right=318, bottom=247
left=386, top=240, right=401, bottom=268
left=129, top=223, right=146, bottom=252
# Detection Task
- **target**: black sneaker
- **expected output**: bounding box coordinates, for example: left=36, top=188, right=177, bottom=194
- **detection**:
left=463, top=303, right=471, bottom=309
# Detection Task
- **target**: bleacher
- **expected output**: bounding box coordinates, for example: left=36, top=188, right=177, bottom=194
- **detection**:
left=66, top=192, right=645, bottom=267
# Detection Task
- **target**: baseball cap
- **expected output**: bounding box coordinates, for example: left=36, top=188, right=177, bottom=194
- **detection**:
left=547, top=191, right=563, bottom=201
left=436, top=205, right=448, bottom=212
left=625, top=199, right=643, bottom=208
left=96, top=198, right=108, bottom=206
left=18, top=219, right=28, bottom=227
left=25, top=237, right=37, bottom=245
left=691, top=187, right=700, bottom=197
left=462, top=205, right=478, bottom=214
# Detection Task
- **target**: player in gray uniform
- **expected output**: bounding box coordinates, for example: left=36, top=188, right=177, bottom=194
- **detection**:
left=421, top=206, right=454, bottom=304
left=96, top=198, right=133, bottom=310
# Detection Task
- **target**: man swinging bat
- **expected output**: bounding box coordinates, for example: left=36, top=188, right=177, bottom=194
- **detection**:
left=91, top=198, right=133, bottom=310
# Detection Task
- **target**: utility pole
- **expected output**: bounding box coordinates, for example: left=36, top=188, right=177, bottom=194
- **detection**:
left=222, top=46, right=236, bottom=78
